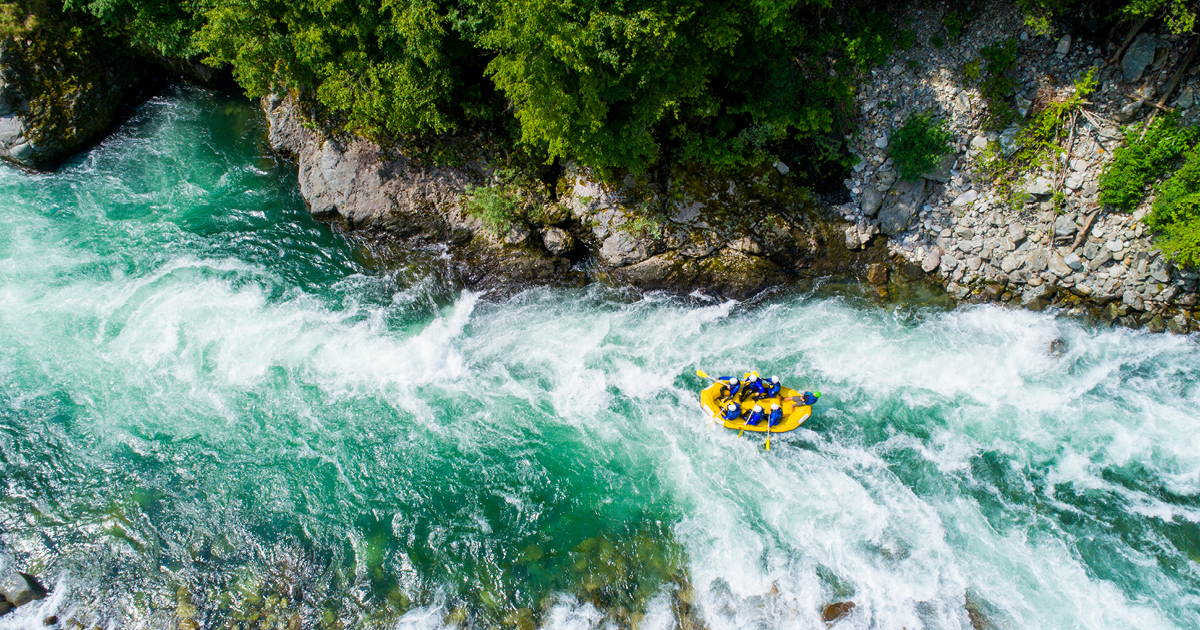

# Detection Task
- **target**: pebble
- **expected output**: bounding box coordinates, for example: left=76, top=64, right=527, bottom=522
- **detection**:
left=875, top=136, right=889, bottom=149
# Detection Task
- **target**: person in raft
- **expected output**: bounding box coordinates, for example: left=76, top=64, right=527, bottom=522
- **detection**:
left=768, top=402, right=783, bottom=427
left=787, top=391, right=821, bottom=406
left=740, top=374, right=768, bottom=402
left=744, top=404, right=766, bottom=426
left=721, top=403, right=743, bottom=422
left=763, top=376, right=782, bottom=399
left=717, top=376, right=743, bottom=402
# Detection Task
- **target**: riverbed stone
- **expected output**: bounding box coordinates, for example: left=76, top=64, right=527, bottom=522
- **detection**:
left=1122, top=289, right=1145, bottom=311
left=1063, top=252, right=1083, bottom=270
left=951, top=189, right=978, bottom=207
left=1054, top=215, right=1078, bottom=237
left=1009, top=223, right=1026, bottom=244
left=0, top=573, right=47, bottom=607
left=1122, top=34, right=1158, bottom=83
left=878, top=179, right=926, bottom=236
left=866, top=263, right=888, bottom=285
left=1049, top=253, right=1073, bottom=277
left=1028, top=248, right=1049, bottom=272
left=599, top=232, right=651, bottom=267
left=921, top=247, right=942, bottom=273
left=1022, top=283, right=1055, bottom=310
left=1026, top=177, right=1052, bottom=197
left=861, top=186, right=884, bottom=216
left=540, top=227, right=574, bottom=256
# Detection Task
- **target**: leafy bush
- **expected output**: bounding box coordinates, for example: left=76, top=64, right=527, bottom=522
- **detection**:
left=462, top=182, right=528, bottom=235
left=1098, top=115, right=1200, bottom=210
left=1147, top=144, right=1200, bottom=267
left=943, top=11, right=964, bottom=39
left=978, top=39, right=1019, bottom=129
left=891, top=113, right=953, bottom=182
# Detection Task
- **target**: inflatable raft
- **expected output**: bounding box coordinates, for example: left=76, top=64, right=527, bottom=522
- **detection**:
left=699, top=380, right=812, bottom=432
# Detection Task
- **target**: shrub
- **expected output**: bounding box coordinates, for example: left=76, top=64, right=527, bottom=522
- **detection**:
left=1146, top=144, right=1200, bottom=267
left=891, top=113, right=954, bottom=182
left=1098, top=115, right=1200, bottom=210
left=978, top=39, right=1019, bottom=129
left=943, top=11, right=964, bottom=39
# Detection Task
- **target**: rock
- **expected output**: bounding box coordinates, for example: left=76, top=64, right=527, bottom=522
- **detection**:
left=1026, top=177, right=1053, bottom=197
left=1028, top=248, right=1050, bottom=272
left=1088, top=247, right=1112, bottom=270
left=844, top=226, right=861, bottom=250
left=861, top=186, right=884, bottom=217
left=878, top=169, right=897, bottom=187
left=1049, top=253, right=1074, bottom=277
left=1063, top=252, right=1083, bottom=270
left=878, top=179, right=926, bottom=236
left=1022, top=283, right=1056, bottom=310
left=1177, top=86, right=1195, bottom=109
left=540, top=227, right=574, bottom=256
left=951, top=189, right=978, bottom=207
left=1056, top=34, right=1072, bottom=55
left=866, top=263, right=888, bottom=285
left=1081, top=181, right=1099, bottom=199
left=947, top=281, right=971, bottom=300
left=874, top=136, right=889, bottom=149
left=1167, top=313, right=1189, bottom=334
left=922, top=247, right=942, bottom=273
left=731, top=236, right=763, bottom=255
left=966, top=256, right=982, bottom=271
left=1146, top=314, right=1166, bottom=333
left=504, top=224, right=532, bottom=246
left=600, top=232, right=651, bottom=267
left=1001, top=252, right=1025, bottom=273
left=922, top=153, right=956, bottom=183
left=0, top=573, right=48, bottom=607
left=1106, top=239, right=1124, bottom=253
left=1122, top=34, right=1158, bottom=83
left=773, top=160, right=790, bottom=174
left=1064, top=173, right=1085, bottom=191
left=941, top=254, right=960, bottom=270
left=823, top=602, right=856, bottom=624
left=1115, top=99, right=1143, bottom=122
left=1122, top=289, right=1145, bottom=311
left=1009, top=223, right=1027, bottom=244
left=1053, top=215, right=1077, bottom=237
left=970, top=135, right=988, bottom=150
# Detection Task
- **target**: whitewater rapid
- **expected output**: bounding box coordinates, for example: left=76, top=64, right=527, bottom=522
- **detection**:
left=0, top=87, right=1197, bottom=630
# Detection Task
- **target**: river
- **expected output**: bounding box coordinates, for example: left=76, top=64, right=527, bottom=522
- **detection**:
left=0, top=87, right=1197, bottom=630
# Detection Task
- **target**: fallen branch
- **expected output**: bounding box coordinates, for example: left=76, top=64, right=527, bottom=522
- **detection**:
left=1072, top=210, right=1100, bottom=251
left=1123, top=92, right=1175, bottom=113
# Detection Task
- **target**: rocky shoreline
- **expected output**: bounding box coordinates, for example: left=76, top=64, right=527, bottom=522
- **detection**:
left=837, top=3, right=1200, bottom=333
left=0, top=3, right=1197, bottom=333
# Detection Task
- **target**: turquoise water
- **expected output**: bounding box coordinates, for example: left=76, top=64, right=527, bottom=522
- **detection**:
left=0, top=87, right=1198, bottom=630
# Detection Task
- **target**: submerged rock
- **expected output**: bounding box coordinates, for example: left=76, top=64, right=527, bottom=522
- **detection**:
left=822, top=601, right=855, bottom=624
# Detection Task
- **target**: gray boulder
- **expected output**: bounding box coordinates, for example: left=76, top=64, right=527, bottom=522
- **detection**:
left=540, top=227, right=575, bottom=256
left=860, top=186, right=884, bottom=217
left=922, top=247, right=942, bottom=273
left=1026, top=177, right=1052, bottom=197
left=1028, top=248, right=1050, bottom=272
left=1122, top=34, right=1158, bottom=83
left=878, top=179, right=926, bottom=236
left=599, top=232, right=651, bottom=267
left=0, top=572, right=47, bottom=607
left=1054, top=215, right=1078, bottom=237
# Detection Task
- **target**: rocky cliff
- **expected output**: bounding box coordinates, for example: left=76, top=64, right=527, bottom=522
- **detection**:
left=262, top=94, right=866, bottom=298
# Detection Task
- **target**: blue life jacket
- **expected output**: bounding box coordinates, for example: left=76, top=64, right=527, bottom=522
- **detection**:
left=746, top=379, right=768, bottom=395
left=746, top=408, right=765, bottom=425
left=721, top=405, right=743, bottom=422
left=768, top=407, right=783, bottom=426
left=800, top=392, right=818, bottom=405
left=719, top=377, right=741, bottom=397
left=765, top=381, right=781, bottom=397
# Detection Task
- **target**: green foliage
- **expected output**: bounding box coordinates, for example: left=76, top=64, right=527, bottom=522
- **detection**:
left=1018, top=0, right=1196, bottom=35
left=897, top=29, right=915, bottom=51
left=930, top=35, right=945, bottom=49
left=463, top=170, right=535, bottom=235
left=962, top=59, right=980, bottom=81
left=978, top=39, right=1019, bottom=129
left=1147, top=144, right=1200, bottom=267
left=891, top=113, right=953, bottom=182
left=943, top=11, right=963, bottom=39
left=1098, top=115, right=1200, bottom=210
left=838, top=10, right=896, bottom=71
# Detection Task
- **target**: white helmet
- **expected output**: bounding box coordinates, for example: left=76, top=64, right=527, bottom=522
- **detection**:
left=771, top=403, right=780, bottom=409
left=727, top=403, right=738, bottom=411
left=748, top=374, right=759, bottom=382
left=770, top=376, right=779, bottom=383
left=753, top=404, right=763, bottom=412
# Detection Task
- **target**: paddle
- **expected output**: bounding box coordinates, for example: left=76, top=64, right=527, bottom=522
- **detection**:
left=695, top=369, right=722, bottom=383
left=765, top=414, right=772, bottom=451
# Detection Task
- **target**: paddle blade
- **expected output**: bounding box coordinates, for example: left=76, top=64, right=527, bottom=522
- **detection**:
left=695, top=369, right=709, bottom=379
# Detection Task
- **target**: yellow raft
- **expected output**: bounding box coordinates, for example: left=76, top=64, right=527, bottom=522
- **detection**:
left=699, top=380, right=812, bottom=433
